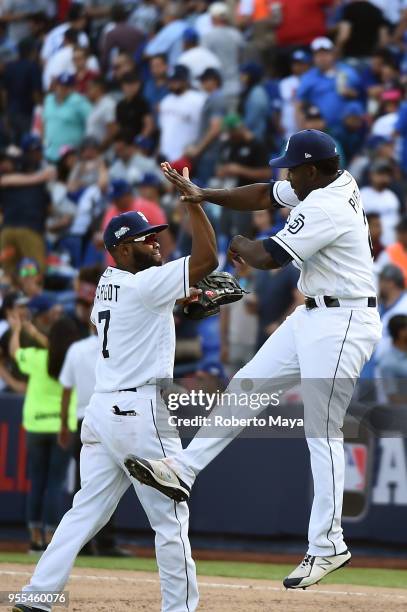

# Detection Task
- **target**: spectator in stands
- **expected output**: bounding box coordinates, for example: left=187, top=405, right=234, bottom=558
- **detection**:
left=376, top=264, right=407, bottom=361
left=3, top=39, right=41, bottom=143
left=331, top=101, right=367, bottom=165
left=336, top=0, right=389, bottom=59
left=9, top=314, right=78, bottom=553
left=158, top=64, right=206, bottom=162
left=216, top=113, right=270, bottom=238
left=129, top=0, right=160, bottom=35
left=371, top=89, right=402, bottom=139
left=71, top=264, right=103, bottom=338
left=178, top=27, right=221, bottom=88
left=43, top=72, right=92, bottom=162
left=202, top=2, right=245, bottom=109
left=144, top=2, right=188, bottom=67
left=273, top=0, right=331, bottom=49
left=85, top=77, right=116, bottom=148
left=109, top=52, right=137, bottom=93
left=0, top=156, right=53, bottom=276
left=72, top=45, right=100, bottom=95
left=366, top=212, right=384, bottom=261
left=185, top=67, right=226, bottom=186
left=361, top=160, right=401, bottom=246
left=67, top=136, right=108, bottom=194
left=43, top=28, right=80, bottom=92
left=46, top=147, right=77, bottom=245
left=296, top=36, right=361, bottom=128
left=21, top=134, right=45, bottom=172
left=238, top=62, right=269, bottom=141
left=379, top=314, right=407, bottom=404
left=220, top=260, right=257, bottom=374
left=254, top=265, right=302, bottom=349
left=98, top=179, right=168, bottom=265
left=0, top=0, right=50, bottom=45
left=395, top=95, right=407, bottom=175
left=0, top=20, right=17, bottom=67
left=109, top=133, right=147, bottom=185
left=0, top=291, right=30, bottom=394
left=40, top=3, right=88, bottom=65
left=115, top=71, right=154, bottom=142
left=99, top=4, right=145, bottom=73
left=28, top=294, right=63, bottom=336
left=17, top=258, right=43, bottom=299
left=143, top=54, right=170, bottom=116
left=279, top=50, right=312, bottom=138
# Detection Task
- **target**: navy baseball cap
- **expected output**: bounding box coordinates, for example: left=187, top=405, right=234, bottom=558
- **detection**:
left=108, top=179, right=132, bottom=200
left=269, top=129, right=338, bottom=168
left=168, top=64, right=190, bottom=82
left=291, top=49, right=311, bottom=63
left=56, top=72, right=75, bottom=86
left=103, top=211, right=168, bottom=251
left=137, top=172, right=161, bottom=187
left=28, top=294, right=56, bottom=315
left=183, top=27, right=199, bottom=43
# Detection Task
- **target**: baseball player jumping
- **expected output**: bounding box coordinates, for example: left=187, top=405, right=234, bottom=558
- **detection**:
left=126, top=130, right=382, bottom=589
left=13, top=167, right=218, bottom=612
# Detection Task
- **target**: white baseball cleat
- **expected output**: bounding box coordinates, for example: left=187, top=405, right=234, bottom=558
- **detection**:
left=124, top=455, right=190, bottom=502
left=283, top=549, right=351, bottom=589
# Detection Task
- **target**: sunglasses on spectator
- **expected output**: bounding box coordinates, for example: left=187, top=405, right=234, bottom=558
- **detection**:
left=122, top=233, right=158, bottom=245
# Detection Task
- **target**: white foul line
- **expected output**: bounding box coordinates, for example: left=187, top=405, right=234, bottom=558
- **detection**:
left=1, top=570, right=407, bottom=601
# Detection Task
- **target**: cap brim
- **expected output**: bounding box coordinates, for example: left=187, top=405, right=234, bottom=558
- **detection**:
left=269, top=154, right=300, bottom=168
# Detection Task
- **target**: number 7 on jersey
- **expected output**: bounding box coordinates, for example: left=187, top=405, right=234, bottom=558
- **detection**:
left=98, top=310, right=111, bottom=358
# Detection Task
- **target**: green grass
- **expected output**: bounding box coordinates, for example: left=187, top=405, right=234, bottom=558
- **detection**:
left=1, top=553, right=406, bottom=589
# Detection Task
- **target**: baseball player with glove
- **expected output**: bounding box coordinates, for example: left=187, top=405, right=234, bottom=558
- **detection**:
left=126, top=130, right=382, bottom=589
left=12, top=167, right=222, bottom=612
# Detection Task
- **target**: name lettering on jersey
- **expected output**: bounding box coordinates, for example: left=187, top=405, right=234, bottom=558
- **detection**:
left=348, top=188, right=361, bottom=213
left=96, top=283, right=120, bottom=302
left=287, top=213, right=305, bottom=234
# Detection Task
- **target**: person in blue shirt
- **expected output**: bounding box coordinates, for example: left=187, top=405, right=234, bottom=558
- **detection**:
left=395, top=100, right=407, bottom=175
left=238, top=62, right=270, bottom=142
left=331, top=101, right=367, bottom=166
left=296, top=36, right=361, bottom=128
left=143, top=54, right=170, bottom=118
left=43, top=73, right=92, bottom=162
left=144, top=3, right=187, bottom=67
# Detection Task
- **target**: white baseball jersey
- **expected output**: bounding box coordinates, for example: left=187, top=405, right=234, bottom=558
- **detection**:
left=59, top=335, right=98, bottom=419
left=269, top=171, right=376, bottom=299
left=90, top=257, right=190, bottom=392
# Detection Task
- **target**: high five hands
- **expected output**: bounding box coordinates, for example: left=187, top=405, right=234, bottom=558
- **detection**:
left=161, top=162, right=204, bottom=204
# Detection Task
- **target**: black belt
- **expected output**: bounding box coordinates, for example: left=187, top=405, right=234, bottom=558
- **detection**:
left=119, top=386, right=138, bottom=393
left=305, top=296, right=377, bottom=310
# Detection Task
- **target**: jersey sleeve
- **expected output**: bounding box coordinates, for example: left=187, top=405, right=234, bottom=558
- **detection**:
left=137, top=256, right=190, bottom=310
left=59, top=345, right=76, bottom=389
left=264, top=205, right=338, bottom=265
left=270, top=180, right=301, bottom=209
left=15, top=347, right=39, bottom=375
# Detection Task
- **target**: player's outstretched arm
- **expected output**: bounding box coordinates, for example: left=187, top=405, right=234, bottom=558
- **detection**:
left=182, top=168, right=218, bottom=285
left=161, top=161, right=271, bottom=211
left=228, top=235, right=281, bottom=270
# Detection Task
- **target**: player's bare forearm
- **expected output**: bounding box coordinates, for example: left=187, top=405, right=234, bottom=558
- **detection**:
left=161, top=162, right=271, bottom=211
left=188, top=202, right=218, bottom=284
left=202, top=183, right=271, bottom=210
left=229, top=235, right=280, bottom=270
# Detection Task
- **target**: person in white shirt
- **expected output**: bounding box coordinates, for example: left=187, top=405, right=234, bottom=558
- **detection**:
left=85, top=77, right=116, bottom=147
left=360, top=158, right=401, bottom=246
left=15, top=169, right=218, bottom=612
left=177, top=27, right=221, bottom=89
left=40, top=3, right=89, bottom=65
left=159, top=65, right=206, bottom=161
left=125, top=130, right=382, bottom=591
left=371, top=89, right=402, bottom=138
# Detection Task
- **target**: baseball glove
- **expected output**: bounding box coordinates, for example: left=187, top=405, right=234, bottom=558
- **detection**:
left=184, top=271, right=248, bottom=320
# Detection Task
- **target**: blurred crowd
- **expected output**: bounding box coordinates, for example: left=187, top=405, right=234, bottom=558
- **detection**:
left=2, top=0, right=407, bottom=550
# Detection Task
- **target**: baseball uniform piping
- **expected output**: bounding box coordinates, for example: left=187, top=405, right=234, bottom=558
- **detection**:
left=150, top=401, right=190, bottom=612
left=325, top=310, right=353, bottom=555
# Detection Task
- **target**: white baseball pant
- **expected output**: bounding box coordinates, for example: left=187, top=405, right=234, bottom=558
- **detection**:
left=168, top=304, right=382, bottom=557
left=21, top=388, right=198, bottom=612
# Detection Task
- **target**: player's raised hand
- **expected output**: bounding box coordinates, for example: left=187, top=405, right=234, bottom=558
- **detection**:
left=161, top=161, right=204, bottom=203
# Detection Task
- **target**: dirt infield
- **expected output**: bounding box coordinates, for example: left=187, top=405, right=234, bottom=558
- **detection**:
left=1, top=563, right=407, bottom=612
